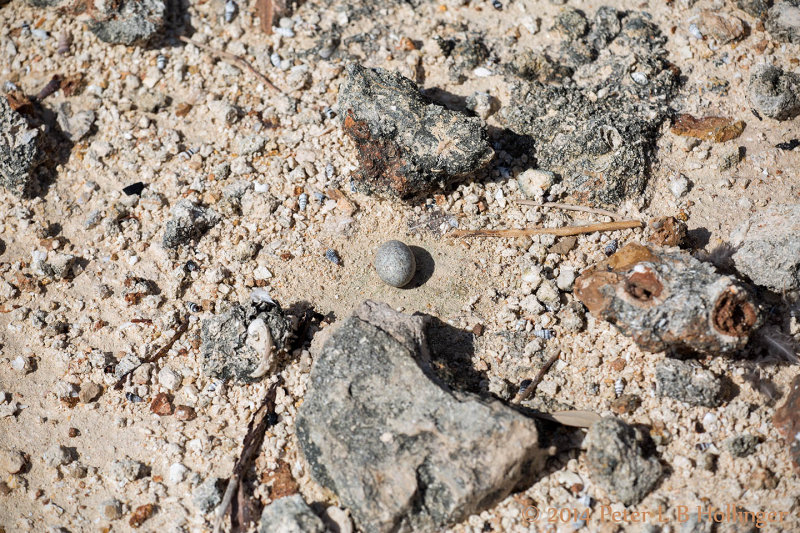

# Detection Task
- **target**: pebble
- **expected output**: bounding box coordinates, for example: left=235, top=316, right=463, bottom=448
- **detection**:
left=43, top=445, right=73, bottom=468
left=0, top=448, right=26, bottom=474
left=724, top=434, right=760, bottom=458
left=517, top=168, right=555, bottom=201
left=11, top=356, right=33, bottom=373
left=556, top=268, right=576, bottom=291
left=374, top=240, right=416, bottom=288
left=669, top=174, right=690, bottom=198
left=100, top=499, right=123, bottom=520
left=169, top=462, right=188, bottom=484
left=78, top=382, right=102, bottom=403
left=157, top=367, right=182, bottom=391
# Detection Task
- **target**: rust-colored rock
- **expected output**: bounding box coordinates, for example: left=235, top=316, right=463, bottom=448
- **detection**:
left=773, top=375, right=800, bottom=472
left=129, top=503, right=154, bottom=528
left=647, top=216, right=687, bottom=247
left=671, top=114, right=745, bottom=143
left=150, top=393, right=173, bottom=416
left=261, top=459, right=299, bottom=500
left=575, top=244, right=760, bottom=355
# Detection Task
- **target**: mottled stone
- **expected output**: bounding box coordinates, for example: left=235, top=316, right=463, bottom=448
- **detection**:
left=655, top=359, right=726, bottom=407
left=338, top=64, right=494, bottom=199
left=766, top=1, right=800, bottom=44
left=749, top=65, right=800, bottom=121
left=259, top=494, right=325, bottom=533
left=731, top=204, right=800, bottom=291
left=584, top=417, right=662, bottom=505
left=296, top=301, right=545, bottom=532
left=89, top=0, right=167, bottom=46
left=161, top=200, right=220, bottom=250
left=0, top=95, right=43, bottom=196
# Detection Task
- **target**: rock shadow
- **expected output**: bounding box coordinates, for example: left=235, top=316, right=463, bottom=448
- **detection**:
left=403, top=245, right=434, bottom=289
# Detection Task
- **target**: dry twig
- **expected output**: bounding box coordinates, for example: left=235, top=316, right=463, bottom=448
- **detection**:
left=179, top=36, right=281, bottom=94
left=514, top=349, right=561, bottom=404
left=256, top=0, right=274, bottom=34
left=516, top=200, right=624, bottom=220
left=448, top=220, right=643, bottom=239
left=214, top=377, right=283, bottom=533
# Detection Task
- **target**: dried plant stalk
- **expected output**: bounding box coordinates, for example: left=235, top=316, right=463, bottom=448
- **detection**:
left=448, top=220, right=642, bottom=238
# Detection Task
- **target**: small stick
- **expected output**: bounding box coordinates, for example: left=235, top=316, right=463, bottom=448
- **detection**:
left=179, top=36, right=281, bottom=94
left=448, top=220, right=642, bottom=238
left=114, top=317, right=189, bottom=390
left=514, top=350, right=561, bottom=404
left=35, top=75, right=62, bottom=101
left=516, top=200, right=623, bottom=220
left=214, top=377, right=282, bottom=533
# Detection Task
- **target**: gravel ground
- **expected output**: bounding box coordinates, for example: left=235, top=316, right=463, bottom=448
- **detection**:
left=0, top=0, right=799, bottom=531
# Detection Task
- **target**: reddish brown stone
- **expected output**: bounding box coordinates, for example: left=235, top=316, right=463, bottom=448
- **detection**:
left=774, top=375, right=800, bottom=472
left=150, top=393, right=173, bottom=416
left=671, top=114, right=745, bottom=143
left=129, top=503, right=154, bottom=528
left=174, top=405, right=196, bottom=421
left=648, top=216, right=687, bottom=247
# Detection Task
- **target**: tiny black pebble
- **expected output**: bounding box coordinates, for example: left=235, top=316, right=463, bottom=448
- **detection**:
left=122, top=182, right=146, bottom=196
left=185, top=260, right=198, bottom=272
left=125, top=392, right=144, bottom=403
left=776, top=139, right=800, bottom=151
left=492, top=0, right=502, bottom=10
left=267, top=412, right=279, bottom=425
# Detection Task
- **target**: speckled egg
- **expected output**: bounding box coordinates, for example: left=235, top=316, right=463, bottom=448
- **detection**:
left=374, top=240, right=416, bottom=288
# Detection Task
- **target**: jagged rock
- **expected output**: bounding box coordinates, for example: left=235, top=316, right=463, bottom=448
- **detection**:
left=296, top=301, right=545, bottom=532
left=192, top=477, right=223, bottom=513
left=259, top=495, right=325, bottom=533
left=200, top=292, right=292, bottom=383
left=583, top=417, right=662, bottom=505
left=748, top=65, right=800, bottom=121
left=766, top=1, right=800, bottom=44
left=161, top=200, right=220, bottom=250
left=57, top=103, right=95, bottom=142
left=738, top=0, right=773, bottom=18
left=89, top=0, right=167, bottom=46
left=730, top=203, right=800, bottom=291
left=655, top=359, right=726, bottom=407
left=338, top=64, right=494, bottom=199
left=502, top=8, right=679, bottom=206
left=0, top=95, right=43, bottom=196
left=575, top=244, right=760, bottom=355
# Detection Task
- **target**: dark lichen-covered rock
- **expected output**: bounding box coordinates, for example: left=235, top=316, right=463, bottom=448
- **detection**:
left=338, top=64, right=494, bottom=200
left=575, top=244, right=760, bottom=355
left=724, top=434, right=760, bottom=457
left=583, top=417, right=662, bottom=505
left=730, top=203, right=800, bottom=291
left=200, top=294, right=292, bottom=383
left=502, top=8, right=679, bottom=207
left=89, top=0, right=167, bottom=46
left=295, top=301, right=544, bottom=532
left=161, top=200, right=219, bottom=250
left=655, top=359, right=726, bottom=407
left=748, top=65, right=800, bottom=121
left=738, top=0, right=773, bottom=19
left=259, top=495, right=325, bottom=533
left=1, top=95, right=43, bottom=196
left=766, top=1, right=800, bottom=43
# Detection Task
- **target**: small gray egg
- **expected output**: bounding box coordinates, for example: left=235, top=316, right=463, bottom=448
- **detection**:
left=374, top=240, right=416, bottom=288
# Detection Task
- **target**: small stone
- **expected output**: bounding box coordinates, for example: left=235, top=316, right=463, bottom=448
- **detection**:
left=558, top=302, right=586, bottom=333
left=157, top=367, right=181, bottom=391
left=655, top=359, right=725, bottom=407
left=108, top=457, right=146, bottom=485
left=517, top=168, right=555, bottom=201
left=730, top=204, right=800, bottom=291
left=259, top=494, right=325, bottom=533
left=322, top=506, right=354, bottom=533
left=10, top=356, right=33, bottom=374
left=766, top=1, right=800, bottom=44
left=32, top=251, right=77, bottom=280
left=0, top=95, right=43, bottom=196
left=100, top=499, right=123, bottom=521
left=536, top=280, right=561, bottom=311
left=465, top=91, right=497, bottom=120
left=738, top=0, right=772, bottom=18
left=748, top=64, right=800, bottom=121
left=168, top=463, right=188, bottom=484
left=79, top=382, right=102, bottom=404
left=556, top=268, right=576, bottom=291
left=129, top=503, right=155, bottom=528
left=583, top=417, right=662, bottom=505
left=193, top=477, right=223, bottom=513
left=89, top=0, right=166, bottom=46
left=43, top=445, right=73, bottom=468
left=174, top=405, right=196, bottom=421
left=68, top=428, right=79, bottom=438
left=338, top=64, right=493, bottom=199
left=56, top=103, right=95, bottom=142
left=0, top=448, right=26, bottom=474
left=374, top=240, right=416, bottom=288
left=697, top=11, right=744, bottom=44
left=150, top=393, right=173, bottom=416
left=647, top=216, right=687, bottom=247
left=671, top=115, right=745, bottom=143
left=161, top=200, right=220, bottom=250
left=719, top=146, right=742, bottom=170
left=548, top=236, right=578, bottom=255
left=724, top=434, right=760, bottom=457
left=669, top=174, right=690, bottom=198
left=610, top=394, right=640, bottom=415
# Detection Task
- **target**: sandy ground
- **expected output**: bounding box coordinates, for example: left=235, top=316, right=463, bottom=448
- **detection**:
left=0, top=0, right=799, bottom=531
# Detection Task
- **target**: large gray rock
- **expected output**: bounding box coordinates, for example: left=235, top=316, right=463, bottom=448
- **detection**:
left=338, top=64, right=494, bottom=200
left=749, top=64, right=800, bottom=121
left=200, top=294, right=292, bottom=383
left=766, top=1, right=800, bottom=44
left=1, top=95, right=43, bottom=196
left=731, top=204, right=800, bottom=291
left=259, top=495, right=325, bottom=533
left=89, top=0, right=167, bottom=46
left=161, top=200, right=220, bottom=250
left=296, top=301, right=544, bottom=533
left=655, top=359, right=726, bottom=407
left=583, top=417, right=662, bottom=505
